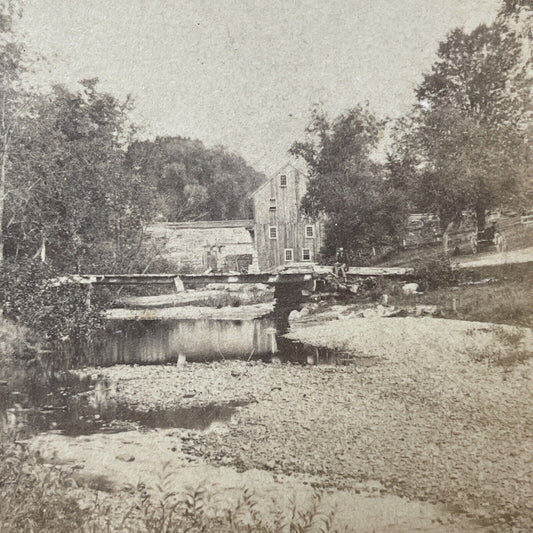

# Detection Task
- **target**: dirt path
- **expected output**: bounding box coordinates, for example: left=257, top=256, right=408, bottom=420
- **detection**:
left=454, top=246, right=533, bottom=268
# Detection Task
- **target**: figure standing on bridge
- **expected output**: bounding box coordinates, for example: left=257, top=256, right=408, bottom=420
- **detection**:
left=333, top=247, right=348, bottom=282
left=204, top=245, right=220, bottom=274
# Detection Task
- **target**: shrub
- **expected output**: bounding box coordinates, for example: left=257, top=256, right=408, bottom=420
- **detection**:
left=105, top=464, right=335, bottom=533
left=0, top=442, right=336, bottom=533
left=413, top=252, right=455, bottom=290
left=0, top=259, right=108, bottom=354
left=0, top=437, right=88, bottom=533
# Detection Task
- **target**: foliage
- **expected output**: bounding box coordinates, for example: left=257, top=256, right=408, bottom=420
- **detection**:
left=0, top=437, right=88, bottom=533
left=413, top=252, right=455, bottom=290
left=290, top=106, right=408, bottom=261
left=391, top=21, right=531, bottom=231
left=3, top=80, right=154, bottom=273
left=0, top=444, right=336, bottom=533
left=0, top=0, right=33, bottom=260
left=500, top=0, right=533, bottom=19
left=0, top=259, right=107, bottom=348
left=126, top=137, right=265, bottom=222
left=85, top=463, right=335, bottom=533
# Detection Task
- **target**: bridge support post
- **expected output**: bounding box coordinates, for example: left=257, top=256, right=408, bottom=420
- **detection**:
left=85, top=283, right=93, bottom=309
left=174, top=276, right=185, bottom=292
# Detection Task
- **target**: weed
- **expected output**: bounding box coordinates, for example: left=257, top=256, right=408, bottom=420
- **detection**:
left=467, top=326, right=532, bottom=368
left=121, top=474, right=336, bottom=533
left=0, top=436, right=89, bottom=533
left=0, top=440, right=340, bottom=533
left=413, top=252, right=455, bottom=290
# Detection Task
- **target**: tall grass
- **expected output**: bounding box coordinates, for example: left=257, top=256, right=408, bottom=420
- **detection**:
left=84, top=461, right=336, bottom=532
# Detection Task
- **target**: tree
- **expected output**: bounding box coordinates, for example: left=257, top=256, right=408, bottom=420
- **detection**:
left=392, top=21, right=530, bottom=232
left=500, top=0, right=533, bottom=23
left=126, top=137, right=264, bottom=222
left=290, top=106, right=408, bottom=261
left=4, top=80, right=154, bottom=272
left=0, top=0, right=31, bottom=262
left=498, top=0, right=533, bottom=207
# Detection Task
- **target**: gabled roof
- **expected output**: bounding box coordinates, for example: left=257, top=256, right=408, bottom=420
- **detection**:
left=249, top=161, right=308, bottom=198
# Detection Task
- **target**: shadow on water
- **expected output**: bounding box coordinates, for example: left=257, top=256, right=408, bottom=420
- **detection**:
left=1, top=372, right=250, bottom=437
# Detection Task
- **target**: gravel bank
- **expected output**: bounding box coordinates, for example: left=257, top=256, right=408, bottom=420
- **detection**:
left=76, top=318, right=533, bottom=531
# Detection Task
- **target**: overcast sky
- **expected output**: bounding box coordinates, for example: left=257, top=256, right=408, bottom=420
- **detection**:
left=20, top=0, right=500, bottom=173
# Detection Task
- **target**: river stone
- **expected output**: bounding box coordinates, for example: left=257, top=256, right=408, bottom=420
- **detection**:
left=402, top=283, right=420, bottom=295
left=115, top=454, right=135, bottom=462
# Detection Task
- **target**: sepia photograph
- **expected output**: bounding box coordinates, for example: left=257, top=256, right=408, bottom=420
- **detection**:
left=0, top=0, right=532, bottom=531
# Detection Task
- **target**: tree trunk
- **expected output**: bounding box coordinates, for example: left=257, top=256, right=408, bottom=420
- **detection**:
left=0, top=146, right=7, bottom=263
left=475, top=205, right=486, bottom=231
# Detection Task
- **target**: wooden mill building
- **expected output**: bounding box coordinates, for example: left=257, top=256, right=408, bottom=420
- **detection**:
left=250, top=162, right=324, bottom=271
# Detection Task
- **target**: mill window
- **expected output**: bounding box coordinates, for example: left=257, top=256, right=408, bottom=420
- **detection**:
left=284, top=248, right=294, bottom=262
left=305, top=225, right=314, bottom=238
left=302, top=248, right=311, bottom=261
left=269, top=226, right=277, bottom=239
left=280, top=174, right=287, bottom=187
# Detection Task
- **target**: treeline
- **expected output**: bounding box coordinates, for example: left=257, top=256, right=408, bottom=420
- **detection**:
left=0, top=1, right=265, bottom=345
left=126, top=137, right=264, bottom=223
left=0, top=3, right=264, bottom=276
left=293, top=0, right=533, bottom=262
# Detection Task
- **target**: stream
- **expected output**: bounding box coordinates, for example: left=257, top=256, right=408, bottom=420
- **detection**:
left=1, top=314, right=365, bottom=437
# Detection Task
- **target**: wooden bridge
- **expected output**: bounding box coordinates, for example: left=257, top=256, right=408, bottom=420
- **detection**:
left=53, top=265, right=413, bottom=289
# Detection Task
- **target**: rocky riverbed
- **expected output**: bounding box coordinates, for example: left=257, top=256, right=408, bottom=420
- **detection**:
left=32, top=317, right=533, bottom=531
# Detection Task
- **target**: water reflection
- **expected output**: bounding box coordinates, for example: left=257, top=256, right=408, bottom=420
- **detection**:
left=75, top=318, right=280, bottom=366
left=65, top=316, right=369, bottom=368
left=1, top=308, right=377, bottom=436
left=0, top=372, right=249, bottom=437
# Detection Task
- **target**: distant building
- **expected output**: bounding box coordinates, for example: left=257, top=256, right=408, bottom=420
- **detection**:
left=146, top=219, right=255, bottom=273
left=250, top=163, right=325, bottom=272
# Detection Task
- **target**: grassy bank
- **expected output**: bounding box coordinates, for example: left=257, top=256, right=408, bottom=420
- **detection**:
left=316, top=261, right=533, bottom=329
left=389, top=262, right=533, bottom=328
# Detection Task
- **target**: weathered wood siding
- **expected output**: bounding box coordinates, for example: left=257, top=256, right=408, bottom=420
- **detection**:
left=252, top=164, right=324, bottom=271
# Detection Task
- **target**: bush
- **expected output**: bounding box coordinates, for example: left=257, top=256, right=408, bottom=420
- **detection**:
left=84, top=463, right=335, bottom=533
left=0, top=437, right=88, bottom=533
left=413, top=252, right=455, bottom=290
left=0, top=259, right=108, bottom=351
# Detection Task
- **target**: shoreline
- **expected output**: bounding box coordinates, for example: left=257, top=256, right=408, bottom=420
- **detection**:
left=23, top=315, right=533, bottom=531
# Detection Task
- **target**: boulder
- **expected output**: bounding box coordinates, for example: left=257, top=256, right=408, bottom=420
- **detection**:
left=288, top=310, right=301, bottom=322
left=402, top=283, right=420, bottom=295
